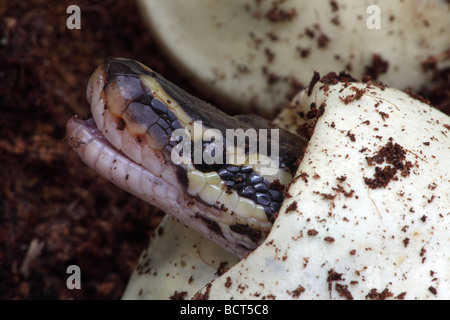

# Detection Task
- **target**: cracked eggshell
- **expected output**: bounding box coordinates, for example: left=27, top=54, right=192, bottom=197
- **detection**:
left=199, top=78, right=450, bottom=299
left=122, top=216, right=238, bottom=299
left=137, top=0, right=450, bottom=116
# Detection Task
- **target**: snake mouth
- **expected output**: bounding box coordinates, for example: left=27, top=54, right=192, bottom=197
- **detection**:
left=66, top=58, right=306, bottom=258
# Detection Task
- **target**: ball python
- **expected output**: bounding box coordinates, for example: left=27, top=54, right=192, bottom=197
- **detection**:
left=66, top=57, right=306, bottom=259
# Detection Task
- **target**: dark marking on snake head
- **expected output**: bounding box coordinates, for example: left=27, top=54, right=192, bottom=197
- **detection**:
left=117, top=118, right=125, bottom=131
left=151, top=97, right=168, bottom=115
left=105, top=74, right=144, bottom=102
left=229, top=224, right=262, bottom=243
left=174, top=164, right=189, bottom=190
left=125, top=102, right=158, bottom=127
left=196, top=214, right=223, bottom=238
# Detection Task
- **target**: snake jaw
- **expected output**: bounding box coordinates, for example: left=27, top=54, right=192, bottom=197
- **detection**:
left=67, top=107, right=253, bottom=260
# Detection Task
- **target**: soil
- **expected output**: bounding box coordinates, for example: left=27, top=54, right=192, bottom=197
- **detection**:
left=0, top=1, right=449, bottom=300
left=0, top=0, right=203, bottom=300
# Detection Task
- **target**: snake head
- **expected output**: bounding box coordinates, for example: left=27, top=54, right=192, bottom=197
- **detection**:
left=67, top=58, right=306, bottom=258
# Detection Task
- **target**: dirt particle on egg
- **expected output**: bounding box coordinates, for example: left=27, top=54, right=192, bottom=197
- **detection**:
left=264, top=47, right=275, bottom=63
left=335, top=283, right=353, bottom=300
left=364, top=140, right=413, bottom=189
left=347, top=131, right=356, bottom=142
left=265, top=4, right=297, bottom=22
left=403, top=237, right=410, bottom=248
left=365, top=288, right=394, bottom=300
left=307, top=71, right=321, bottom=96
left=340, top=86, right=367, bottom=104
left=215, top=261, right=230, bottom=276
left=297, top=46, right=311, bottom=58
left=396, top=292, right=407, bottom=300
left=378, top=111, right=390, bottom=121
left=286, top=201, right=298, bottom=213
left=329, top=0, right=339, bottom=12
left=428, top=286, right=437, bottom=295
left=324, top=236, right=335, bottom=243
left=327, top=269, right=344, bottom=294
left=193, top=283, right=211, bottom=300
left=170, top=291, right=188, bottom=300
left=364, top=54, right=389, bottom=80
left=317, top=33, right=330, bottom=48
left=225, top=277, right=232, bottom=288
left=289, top=285, right=306, bottom=298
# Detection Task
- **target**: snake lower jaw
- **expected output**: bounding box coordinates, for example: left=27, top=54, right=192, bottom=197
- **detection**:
left=67, top=114, right=257, bottom=259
